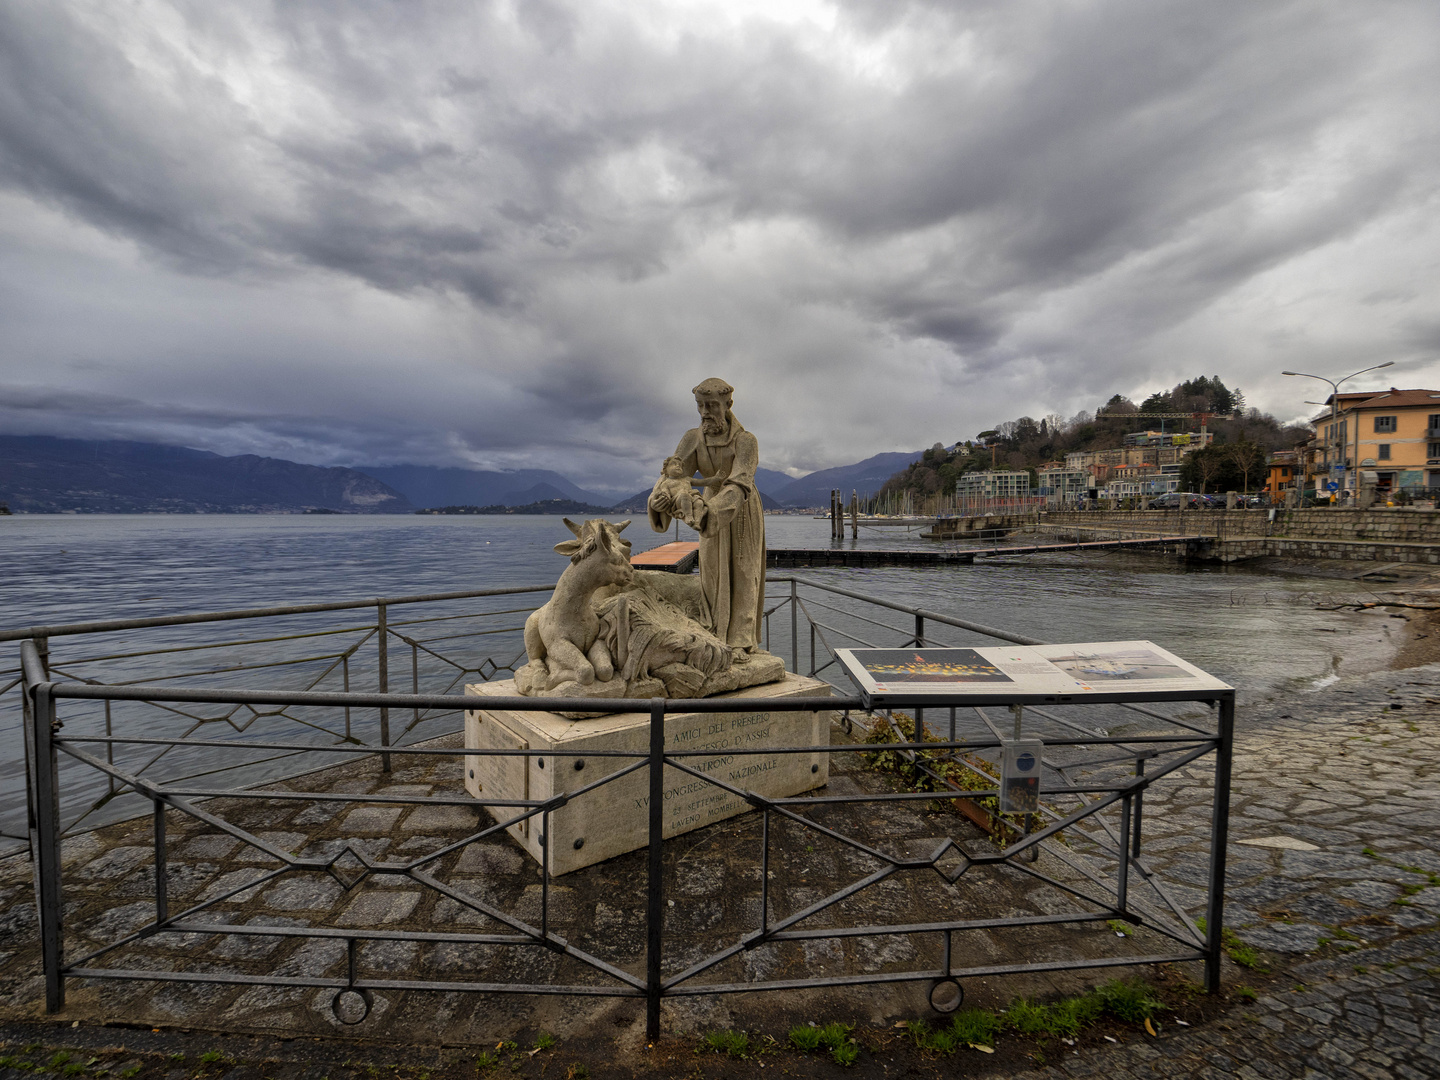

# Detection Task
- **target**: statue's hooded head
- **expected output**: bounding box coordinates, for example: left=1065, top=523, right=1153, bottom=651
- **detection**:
left=693, top=377, right=735, bottom=440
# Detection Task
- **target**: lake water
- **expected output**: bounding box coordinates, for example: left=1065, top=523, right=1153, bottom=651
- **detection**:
left=1, top=512, right=1395, bottom=695
left=0, top=513, right=1397, bottom=850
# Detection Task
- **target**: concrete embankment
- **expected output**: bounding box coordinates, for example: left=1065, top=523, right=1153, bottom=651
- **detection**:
left=1038, top=507, right=1440, bottom=564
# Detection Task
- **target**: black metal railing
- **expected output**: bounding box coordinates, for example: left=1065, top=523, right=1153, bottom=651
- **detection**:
left=8, top=576, right=1234, bottom=1037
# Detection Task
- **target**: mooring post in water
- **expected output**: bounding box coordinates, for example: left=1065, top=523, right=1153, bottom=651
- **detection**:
left=377, top=600, right=392, bottom=772
left=851, top=490, right=858, bottom=539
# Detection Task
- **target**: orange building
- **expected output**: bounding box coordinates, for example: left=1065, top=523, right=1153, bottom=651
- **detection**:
left=1265, top=450, right=1298, bottom=499
left=1307, top=388, right=1440, bottom=495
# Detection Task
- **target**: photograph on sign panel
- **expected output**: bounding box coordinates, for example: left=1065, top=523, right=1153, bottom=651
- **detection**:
left=1042, top=646, right=1192, bottom=683
left=856, top=649, right=1014, bottom=685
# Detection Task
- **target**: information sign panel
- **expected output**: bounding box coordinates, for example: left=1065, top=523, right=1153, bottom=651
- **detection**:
left=836, top=640, right=1230, bottom=708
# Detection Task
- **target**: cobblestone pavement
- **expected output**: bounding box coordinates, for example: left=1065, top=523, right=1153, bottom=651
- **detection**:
left=1003, top=662, right=1440, bottom=1080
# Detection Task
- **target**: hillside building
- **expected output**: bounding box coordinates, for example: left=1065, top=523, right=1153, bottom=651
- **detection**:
left=956, top=470, right=1031, bottom=501
left=1035, top=464, right=1089, bottom=503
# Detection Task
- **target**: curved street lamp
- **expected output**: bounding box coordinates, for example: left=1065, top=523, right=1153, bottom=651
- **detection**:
left=1282, top=362, right=1395, bottom=500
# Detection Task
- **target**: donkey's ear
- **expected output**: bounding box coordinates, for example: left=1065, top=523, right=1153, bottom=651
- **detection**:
left=613, top=519, right=631, bottom=533
left=562, top=518, right=583, bottom=537
left=596, top=524, right=612, bottom=551
left=554, top=539, right=582, bottom=556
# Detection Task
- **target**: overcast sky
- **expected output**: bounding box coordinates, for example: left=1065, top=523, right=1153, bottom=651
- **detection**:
left=2, top=0, right=1438, bottom=493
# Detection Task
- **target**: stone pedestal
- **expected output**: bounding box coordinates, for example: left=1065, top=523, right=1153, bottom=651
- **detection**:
left=463, top=673, right=831, bottom=875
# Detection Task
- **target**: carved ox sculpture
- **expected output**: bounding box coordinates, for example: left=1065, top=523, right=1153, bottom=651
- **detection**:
left=521, top=518, right=633, bottom=691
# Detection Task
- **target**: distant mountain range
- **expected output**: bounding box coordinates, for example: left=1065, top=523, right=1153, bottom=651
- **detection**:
left=357, top=465, right=611, bottom=510
left=0, top=435, right=925, bottom=513
left=0, top=436, right=412, bottom=514
left=760, top=451, right=924, bottom=506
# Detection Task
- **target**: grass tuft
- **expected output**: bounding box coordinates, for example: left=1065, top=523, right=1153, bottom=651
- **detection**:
left=1095, top=978, right=1162, bottom=1023
left=788, top=1026, right=823, bottom=1053
left=700, top=1030, right=750, bottom=1058
left=830, top=1041, right=860, bottom=1067
left=948, top=1007, right=1004, bottom=1047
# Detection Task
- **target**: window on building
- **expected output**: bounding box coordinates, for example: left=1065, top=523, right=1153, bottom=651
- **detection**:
left=1378, top=444, right=1391, bottom=460
left=1430, top=414, right=1440, bottom=431
left=1375, top=415, right=1397, bottom=433
left=1429, top=442, right=1440, bottom=459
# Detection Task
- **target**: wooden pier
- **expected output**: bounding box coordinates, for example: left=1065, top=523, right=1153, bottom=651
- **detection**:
left=630, top=541, right=700, bottom=573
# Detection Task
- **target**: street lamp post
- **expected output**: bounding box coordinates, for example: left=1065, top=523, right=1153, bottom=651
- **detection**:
left=1282, top=363, right=1395, bottom=503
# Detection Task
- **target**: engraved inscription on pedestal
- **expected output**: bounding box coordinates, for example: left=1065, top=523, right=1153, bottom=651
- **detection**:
left=464, top=673, right=831, bottom=875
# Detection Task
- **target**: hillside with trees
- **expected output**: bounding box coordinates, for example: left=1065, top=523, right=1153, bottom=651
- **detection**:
left=879, top=375, right=1310, bottom=501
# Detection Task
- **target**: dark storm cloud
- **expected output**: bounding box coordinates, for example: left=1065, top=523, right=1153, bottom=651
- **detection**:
left=0, top=0, right=1437, bottom=482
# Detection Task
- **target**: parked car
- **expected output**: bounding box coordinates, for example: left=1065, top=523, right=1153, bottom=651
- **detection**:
left=1147, top=492, right=1213, bottom=509
left=1146, top=492, right=1203, bottom=509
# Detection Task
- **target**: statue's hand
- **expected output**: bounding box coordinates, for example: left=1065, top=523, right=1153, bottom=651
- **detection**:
left=648, top=489, right=674, bottom=516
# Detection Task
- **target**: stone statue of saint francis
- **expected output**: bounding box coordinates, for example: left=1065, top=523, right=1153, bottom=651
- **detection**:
left=646, top=378, right=766, bottom=654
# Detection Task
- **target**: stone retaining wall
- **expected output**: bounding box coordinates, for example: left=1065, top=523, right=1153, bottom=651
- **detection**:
left=1040, top=508, right=1440, bottom=544
left=1036, top=508, right=1440, bottom=563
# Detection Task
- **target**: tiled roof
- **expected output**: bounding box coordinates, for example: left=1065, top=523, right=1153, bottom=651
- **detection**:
left=1330, top=388, right=1440, bottom=409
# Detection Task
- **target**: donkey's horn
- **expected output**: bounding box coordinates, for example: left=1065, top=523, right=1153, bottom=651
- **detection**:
left=562, top=518, right=583, bottom=537
left=613, top=519, right=631, bottom=533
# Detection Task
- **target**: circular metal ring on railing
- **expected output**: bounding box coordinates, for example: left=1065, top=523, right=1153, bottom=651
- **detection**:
left=929, top=978, right=964, bottom=1014
left=331, top=987, right=373, bottom=1025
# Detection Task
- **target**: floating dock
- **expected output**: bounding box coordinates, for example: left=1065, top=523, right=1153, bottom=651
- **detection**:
left=768, top=535, right=1211, bottom=568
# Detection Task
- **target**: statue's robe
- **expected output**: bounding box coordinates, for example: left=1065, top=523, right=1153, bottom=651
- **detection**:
left=647, top=417, right=765, bottom=649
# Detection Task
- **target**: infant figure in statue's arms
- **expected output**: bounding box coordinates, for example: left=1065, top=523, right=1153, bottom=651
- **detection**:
left=653, top=456, right=717, bottom=531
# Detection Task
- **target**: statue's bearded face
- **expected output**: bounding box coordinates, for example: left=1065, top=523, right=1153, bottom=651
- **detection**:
left=696, top=394, right=731, bottom=437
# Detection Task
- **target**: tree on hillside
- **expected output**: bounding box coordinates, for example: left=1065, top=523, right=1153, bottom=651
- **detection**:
left=1180, top=446, right=1236, bottom=493
left=1224, top=440, right=1267, bottom=494
left=1102, top=394, right=1138, bottom=414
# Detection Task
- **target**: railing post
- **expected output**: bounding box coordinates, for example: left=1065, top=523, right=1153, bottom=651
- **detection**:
left=153, top=796, right=168, bottom=925
left=27, top=679, right=64, bottom=1012
left=1117, top=793, right=1132, bottom=912
left=1203, top=694, right=1235, bottom=993
left=645, top=702, right=666, bottom=1041
left=789, top=580, right=798, bottom=675
left=1132, top=757, right=1145, bottom=857
left=20, top=635, right=51, bottom=864
left=377, top=601, right=392, bottom=773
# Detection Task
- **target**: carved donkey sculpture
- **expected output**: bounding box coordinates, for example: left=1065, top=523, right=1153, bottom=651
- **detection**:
left=522, top=518, right=633, bottom=690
